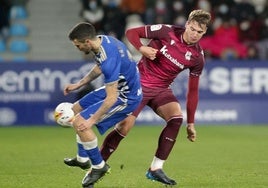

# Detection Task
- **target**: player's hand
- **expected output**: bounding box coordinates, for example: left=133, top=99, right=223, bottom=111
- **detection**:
left=76, top=117, right=96, bottom=132
left=64, top=83, right=80, bottom=95
left=187, top=123, right=196, bottom=142
left=139, top=46, right=158, bottom=60
left=77, top=122, right=89, bottom=131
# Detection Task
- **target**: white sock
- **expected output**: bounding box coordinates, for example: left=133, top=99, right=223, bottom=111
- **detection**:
left=92, top=160, right=105, bottom=169
left=76, top=155, right=89, bottom=163
left=150, top=156, right=165, bottom=170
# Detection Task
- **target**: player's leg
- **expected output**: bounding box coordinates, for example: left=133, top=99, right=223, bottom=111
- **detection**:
left=64, top=102, right=91, bottom=169
left=100, top=98, right=145, bottom=161
left=153, top=102, right=183, bottom=166
left=73, top=113, right=110, bottom=187
left=63, top=134, right=91, bottom=170
left=80, top=98, right=141, bottom=187
left=63, top=100, right=133, bottom=169
left=100, top=115, right=136, bottom=161
left=64, top=88, right=106, bottom=169
left=146, top=89, right=182, bottom=185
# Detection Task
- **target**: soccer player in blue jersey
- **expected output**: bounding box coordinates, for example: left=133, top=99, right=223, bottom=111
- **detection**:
left=63, top=22, right=142, bottom=188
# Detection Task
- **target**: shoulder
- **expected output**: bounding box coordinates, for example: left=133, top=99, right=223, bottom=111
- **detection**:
left=101, top=35, right=116, bottom=46
left=147, top=24, right=173, bottom=32
left=100, top=36, right=119, bottom=55
left=167, top=25, right=185, bottom=37
left=146, top=24, right=182, bottom=39
left=151, top=24, right=185, bottom=37
left=194, top=43, right=205, bottom=59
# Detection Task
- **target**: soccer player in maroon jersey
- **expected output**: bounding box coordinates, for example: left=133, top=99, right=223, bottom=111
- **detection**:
left=100, top=9, right=211, bottom=186
left=64, top=9, right=211, bottom=186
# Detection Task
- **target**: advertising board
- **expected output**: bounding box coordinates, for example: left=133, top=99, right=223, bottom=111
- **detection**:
left=0, top=60, right=267, bottom=126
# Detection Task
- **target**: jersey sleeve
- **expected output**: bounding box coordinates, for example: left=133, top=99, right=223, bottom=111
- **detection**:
left=125, top=26, right=147, bottom=50
left=126, top=24, right=171, bottom=50
left=189, top=53, right=205, bottom=77
left=186, top=76, right=200, bottom=123
left=145, top=24, right=172, bottom=38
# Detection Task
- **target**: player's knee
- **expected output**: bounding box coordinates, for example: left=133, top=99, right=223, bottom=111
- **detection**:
left=115, top=122, right=130, bottom=136
left=72, top=102, right=82, bottom=115
left=72, top=115, right=85, bottom=131
left=167, top=116, right=183, bottom=132
left=115, top=115, right=136, bottom=136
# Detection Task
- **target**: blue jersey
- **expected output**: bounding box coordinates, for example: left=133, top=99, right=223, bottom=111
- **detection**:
left=94, top=35, right=142, bottom=102
left=79, top=35, right=142, bottom=134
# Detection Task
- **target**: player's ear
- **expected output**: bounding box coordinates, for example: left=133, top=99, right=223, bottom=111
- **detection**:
left=84, top=39, right=92, bottom=45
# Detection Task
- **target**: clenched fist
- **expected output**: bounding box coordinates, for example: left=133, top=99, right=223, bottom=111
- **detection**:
left=187, top=123, right=196, bottom=142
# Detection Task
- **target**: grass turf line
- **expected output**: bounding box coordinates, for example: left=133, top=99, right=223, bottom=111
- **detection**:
left=0, top=125, right=267, bottom=188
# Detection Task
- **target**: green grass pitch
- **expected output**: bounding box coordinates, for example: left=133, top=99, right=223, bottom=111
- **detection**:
left=0, top=125, right=267, bottom=188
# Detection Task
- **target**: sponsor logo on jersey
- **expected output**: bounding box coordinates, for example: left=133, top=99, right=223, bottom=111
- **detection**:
left=160, top=45, right=184, bottom=69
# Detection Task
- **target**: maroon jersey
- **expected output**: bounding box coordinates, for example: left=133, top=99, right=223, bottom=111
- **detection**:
left=138, top=24, right=204, bottom=88
left=126, top=24, right=205, bottom=123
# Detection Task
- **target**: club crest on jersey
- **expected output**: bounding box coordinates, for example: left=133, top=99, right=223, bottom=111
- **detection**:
left=185, top=51, right=192, bottom=61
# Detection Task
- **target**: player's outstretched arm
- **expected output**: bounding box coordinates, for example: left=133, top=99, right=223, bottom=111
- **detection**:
left=186, top=76, right=199, bottom=142
left=63, top=65, right=102, bottom=95
left=63, top=83, right=81, bottom=96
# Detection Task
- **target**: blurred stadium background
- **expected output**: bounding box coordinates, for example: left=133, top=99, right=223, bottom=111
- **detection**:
left=0, top=1, right=267, bottom=188
left=0, top=0, right=267, bottom=126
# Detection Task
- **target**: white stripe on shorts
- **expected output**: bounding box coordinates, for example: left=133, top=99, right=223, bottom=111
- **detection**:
left=98, top=103, right=127, bottom=123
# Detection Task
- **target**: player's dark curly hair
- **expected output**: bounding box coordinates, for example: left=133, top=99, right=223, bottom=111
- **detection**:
left=188, top=9, right=211, bottom=27
left=68, top=22, right=97, bottom=42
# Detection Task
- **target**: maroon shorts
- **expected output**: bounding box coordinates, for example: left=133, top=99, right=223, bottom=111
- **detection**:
left=132, top=86, right=179, bottom=117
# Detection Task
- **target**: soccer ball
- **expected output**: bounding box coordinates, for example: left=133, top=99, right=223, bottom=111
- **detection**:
left=54, top=102, right=74, bottom=127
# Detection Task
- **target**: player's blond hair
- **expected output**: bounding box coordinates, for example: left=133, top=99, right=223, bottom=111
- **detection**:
left=188, top=9, right=211, bottom=27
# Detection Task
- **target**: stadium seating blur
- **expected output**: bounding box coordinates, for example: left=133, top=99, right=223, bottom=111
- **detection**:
left=9, top=23, right=29, bottom=37
left=10, top=5, right=28, bottom=20
left=0, top=0, right=267, bottom=62
left=8, top=39, right=30, bottom=53
left=0, top=2, right=29, bottom=62
left=0, top=39, right=6, bottom=52
left=0, top=39, right=6, bottom=61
